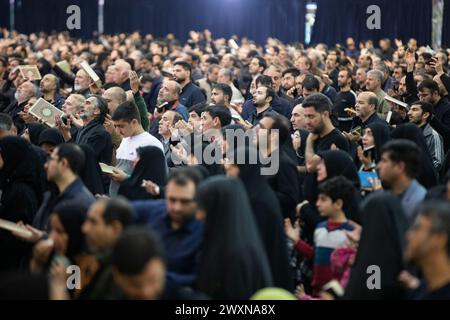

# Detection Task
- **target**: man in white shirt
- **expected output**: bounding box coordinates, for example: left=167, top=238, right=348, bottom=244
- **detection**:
left=110, top=100, right=163, bottom=196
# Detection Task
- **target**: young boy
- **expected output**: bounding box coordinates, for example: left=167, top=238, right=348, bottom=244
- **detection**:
left=285, top=176, right=356, bottom=296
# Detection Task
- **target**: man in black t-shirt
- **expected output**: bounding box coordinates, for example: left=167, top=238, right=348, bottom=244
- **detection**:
left=405, top=201, right=450, bottom=300
left=333, top=69, right=356, bottom=133
left=302, top=93, right=349, bottom=172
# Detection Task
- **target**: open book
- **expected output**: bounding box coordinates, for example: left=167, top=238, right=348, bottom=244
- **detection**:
left=99, top=162, right=117, bottom=174
left=28, top=98, right=64, bottom=128
left=0, top=218, right=32, bottom=237
left=80, top=60, right=102, bottom=87
left=19, top=65, right=42, bottom=81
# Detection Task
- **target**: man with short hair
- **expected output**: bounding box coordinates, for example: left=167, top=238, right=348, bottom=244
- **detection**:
left=355, top=67, right=368, bottom=92
left=172, top=61, right=205, bottom=108
left=79, top=197, right=136, bottom=300
left=408, top=101, right=444, bottom=170
left=201, top=105, right=232, bottom=141
left=245, top=56, right=267, bottom=99
left=0, top=113, right=17, bottom=138
left=110, top=101, right=163, bottom=195
left=418, top=79, right=450, bottom=152
left=132, top=169, right=204, bottom=288
left=111, top=227, right=167, bottom=300
left=405, top=201, right=450, bottom=299
left=156, top=80, right=189, bottom=121
left=74, top=69, right=91, bottom=97
left=377, top=139, right=427, bottom=223
left=302, top=75, right=320, bottom=98
left=333, top=69, right=357, bottom=133
left=197, top=64, right=220, bottom=104
left=304, top=93, right=349, bottom=171
left=211, top=83, right=243, bottom=122
left=247, top=85, right=277, bottom=126
left=26, top=144, right=95, bottom=232
left=349, top=91, right=387, bottom=136
left=282, top=68, right=300, bottom=97
left=158, top=110, right=183, bottom=166
left=365, top=69, right=391, bottom=117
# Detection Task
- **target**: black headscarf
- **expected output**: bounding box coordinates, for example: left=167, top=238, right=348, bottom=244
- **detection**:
left=27, top=123, right=47, bottom=146
left=0, top=136, right=46, bottom=205
left=391, top=123, right=439, bottom=188
left=38, top=128, right=65, bottom=147
left=196, top=176, right=273, bottom=299
left=79, top=144, right=106, bottom=195
left=366, top=122, right=391, bottom=162
left=344, top=192, right=408, bottom=300
left=302, top=150, right=361, bottom=241
left=118, top=146, right=168, bottom=200
left=231, top=146, right=293, bottom=291
left=52, top=200, right=87, bottom=262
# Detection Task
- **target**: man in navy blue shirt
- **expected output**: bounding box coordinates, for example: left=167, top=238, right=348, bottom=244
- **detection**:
left=172, top=61, right=206, bottom=109
left=132, top=169, right=203, bottom=288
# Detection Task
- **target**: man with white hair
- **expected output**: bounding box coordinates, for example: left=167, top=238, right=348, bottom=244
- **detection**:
left=365, top=69, right=391, bottom=117
left=4, top=80, right=37, bottom=134
left=114, top=59, right=132, bottom=91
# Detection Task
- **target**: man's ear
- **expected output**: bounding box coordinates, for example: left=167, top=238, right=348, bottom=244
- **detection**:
left=213, top=116, right=221, bottom=128
left=423, top=111, right=431, bottom=122
left=334, top=198, right=344, bottom=211
left=110, top=220, right=123, bottom=236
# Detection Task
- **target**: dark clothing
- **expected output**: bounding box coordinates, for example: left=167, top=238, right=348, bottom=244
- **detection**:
left=144, top=76, right=163, bottom=113
left=314, top=128, right=350, bottom=153
left=344, top=192, right=407, bottom=300
left=179, top=82, right=206, bottom=109
left=430, top=97, right=450, bottom=152
left=333, top=90, right=356, bottom=133
left=118, top=146, right=167, bottom=201
left=321, top=85, right=337, bottom=103
left=241, top=95, right=293, bottom=121
left=74, top=118, right=113, bottom=165
left=32, top=178, right=94, bottom=231
left=79, top=145, right=106, bottom=196
left=43, top=94, right=65, bottom=110
left=264, top=149, right=299, bottom=220
left=132, top=199, right=204, bottom=288
left=350, top=112, right=387, bottom=132
left=119, top=80, right=131, bottom=92
left=246, top=105, right=278, bottom=126
left=411, top=282, right=450, bottom=300
left=3, top=100, right=27, bottom=134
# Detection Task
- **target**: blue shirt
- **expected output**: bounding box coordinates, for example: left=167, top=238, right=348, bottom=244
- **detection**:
left=179, top=82, right=206, bottom=109
left=132, top=199, right=203, bottom=287
left=32, top=178, right=95, bottom=230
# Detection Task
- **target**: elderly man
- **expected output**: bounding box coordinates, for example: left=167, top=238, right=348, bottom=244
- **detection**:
left=39, top=73, right=65, bottom=109
left=156, top=80, right=189, bottom=120
left=365, top=69, right=391, bottom=118
left=74, top=69, right=91, bottom=97
left=218, top=68, right=244, bottom=105
left=4, top=80, right=37, bottom=134
left=113, top=59, right=132, bottom=91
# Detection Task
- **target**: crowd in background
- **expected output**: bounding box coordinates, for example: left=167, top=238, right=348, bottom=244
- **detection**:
left=0, top=27, right=450, bottom=300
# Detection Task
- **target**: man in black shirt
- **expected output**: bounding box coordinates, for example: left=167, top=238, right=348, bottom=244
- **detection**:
left=405, top=201, right=450, bottom=300
left=172, top=61, right=206, bottom=108
left=248, top=85, right=278, bottom=126
left=333, top=69, right=356, bottom=133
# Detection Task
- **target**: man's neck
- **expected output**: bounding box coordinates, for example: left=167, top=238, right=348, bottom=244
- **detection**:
left=56, top=173, right=77, bottom=194
left=162, top=133, right=171, bottom=141
left=391, top=175, right=413, bottom=195
left=319, top=123, right=334, bottom=138
left=131, top=126, right=145, bottom=137
left=339, top=85, right=351, bottom=92
left=328, top=211, right=347, bottom=223
left=256, top=103, right=270, bottom=114
left=421, top=253, right=450, bottom=291
left=180, top=80, right=190, bottom=89
left=42, top=91, right=55, bottom=102
left=360, top=111, right=375, bottom=123
left=418, top=121, right=427, bottom=129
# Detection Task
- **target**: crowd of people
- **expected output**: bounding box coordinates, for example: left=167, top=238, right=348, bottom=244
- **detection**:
left=0, top=27, right=450, bottom=300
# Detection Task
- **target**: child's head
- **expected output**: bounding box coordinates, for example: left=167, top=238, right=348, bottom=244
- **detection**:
left=316, top=176, right=356, bottom=217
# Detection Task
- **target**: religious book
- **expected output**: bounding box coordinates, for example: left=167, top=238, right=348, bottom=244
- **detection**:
left=80, top=60, right=102, bottom=87
left=0, top=218, right=32, bottom=237
left=56, top=60, right=72, bottom=74
left=99, top=162, right=116, bottom=174
left=19, top=65, right=42, bottom=81
left=28, top=98, right=64, bottom=128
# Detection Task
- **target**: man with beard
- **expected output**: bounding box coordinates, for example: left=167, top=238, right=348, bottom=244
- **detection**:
left=247, top=85, right=277, bottom=126
left=3, top=80, right=37, bottom=134
left=57, top=95, right=112, bottom=165
left=304, top=93, right=349, bottom=168
left=172, top=61, right=205, bottom=108
left=73, top=69, right=91, bottom=97
left=39, top=74, right=65, bottom=109
left=333, top=69, right=357, bottom=133
left=131, top=169, right=204, bottom=288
